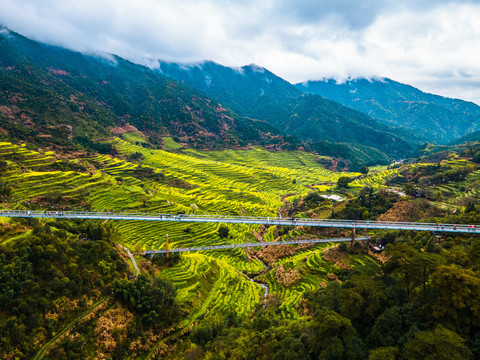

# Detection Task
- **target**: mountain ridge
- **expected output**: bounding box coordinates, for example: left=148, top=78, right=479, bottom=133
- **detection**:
left=0, top=28, right=294, bottom=152
left=156, top=59, right=420, bottom=164
left=0, top=27, right=421, bottom=169
left=296, top=77, right=480, bottom=144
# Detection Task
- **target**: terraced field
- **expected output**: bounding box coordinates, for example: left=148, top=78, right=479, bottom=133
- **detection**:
left=466, top=171, right=480, bottom=199
left=411, top=159, right=480, bottom=203
left=161, top=253, right=264, bottom=325
left=351, top=168, right=399, bottom=188
left=259, top=243, right=337, bottom=318
left=258, top=244, right=381, bottom=318
left=113, top=134, right=360, bottom=215
left=0, top=137, right=400, bottom=322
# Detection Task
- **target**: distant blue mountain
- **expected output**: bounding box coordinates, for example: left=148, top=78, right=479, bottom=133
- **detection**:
left=296, top=78, right=480, bottom=144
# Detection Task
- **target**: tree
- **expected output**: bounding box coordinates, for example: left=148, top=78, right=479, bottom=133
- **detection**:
left=111, top=275, right=181, bottom=329
left=273, top=335, right=310, bottom=360
left=368, top=347, right=398, bottom=360
left=218, top=225, right=229, bottom=239
left=401, top=325, right=471, bottom=360
left=337, top=176, right=352, bottom=189
left=338, top=275, right=386, bottom=329
left=402, top=184, right=417, bottom=197
left=191, top=316, right=224, bottom=346
left=384, top=246, right=443, bottom=305
left=383, top=243, right=417, bottom=299
left=367, top=305, right=418, bottom=348
left=304, top=281, right=342, bottom=314
left=360, top=166, right=369, bottom=175
left=423, top=264, right=480, bottom=335
left=190, top=203, right=199, bottom=213
left=465, top=202, right=476, bottom=214
left=408, top=252, right=443, bottom=304
left=468, top=241, right=480, bottom=269
left=308, top=309, right=366, bottom=360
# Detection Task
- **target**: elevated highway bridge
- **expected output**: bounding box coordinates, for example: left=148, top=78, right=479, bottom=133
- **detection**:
left=1, top=210, right=477, bottom=234
left=143, top=237, right=369, bottom=255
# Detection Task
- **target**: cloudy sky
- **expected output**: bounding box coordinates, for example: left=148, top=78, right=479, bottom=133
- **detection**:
left=2, top=0, right=480, bottom=103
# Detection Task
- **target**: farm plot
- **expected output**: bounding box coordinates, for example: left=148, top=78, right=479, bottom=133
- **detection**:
left=350, top=168, right=399, bottom=188
left=258, top=243, right=381, bottom=319
left=111, top=137, right=361, bottom=217
left=257, top=243, right=336, bottom=318
left=161, top=253, right=263, bottom=324
left=115, top=220, right=257, bottom=251
left=463, top=171, right=480, bottom=199
left=112, top=139, right=283, bottom=215
left=183, top=147, right=355, bottom=190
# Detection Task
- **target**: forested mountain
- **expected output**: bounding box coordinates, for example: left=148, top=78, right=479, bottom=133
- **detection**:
left=451, top=129, right=480, bottom=145
left=285, top=94, right=416, bottom=159
left=158, top=61, right=420, bottom=164
left=0, top=27, right=421, bottom=166
left=296, top=78, right=480, bottom=144
left=0, top=26, right=424, bottom=168
left=0, top=27, right=290, bottom=151
left=157, top=61, right=301, bottom=124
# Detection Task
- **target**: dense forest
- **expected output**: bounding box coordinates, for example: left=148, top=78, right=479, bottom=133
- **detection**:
left=0, top=220, right=181, bottom=359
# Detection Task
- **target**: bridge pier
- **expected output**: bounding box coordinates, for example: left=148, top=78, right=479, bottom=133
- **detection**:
left=351, top=228, right=356, bottom=248
left=166, top=234, right=169, bottom=258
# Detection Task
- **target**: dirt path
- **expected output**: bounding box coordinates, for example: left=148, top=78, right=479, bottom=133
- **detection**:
left=122, top=245, right=140, bottom=277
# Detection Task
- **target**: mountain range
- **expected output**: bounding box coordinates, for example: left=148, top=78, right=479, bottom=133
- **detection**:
left=0, top=27, right=289, bottom=152
left=2, top=26, right=480, bottom=169
left=296, top=78, right=480, bottom=144
left=156, top=61, right=419, bottom=161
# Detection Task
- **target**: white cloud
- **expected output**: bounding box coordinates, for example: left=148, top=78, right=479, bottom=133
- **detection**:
left=1, top=0, right=480, bottom=103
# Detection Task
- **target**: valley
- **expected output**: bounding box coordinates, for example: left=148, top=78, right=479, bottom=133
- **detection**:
left=2, top=25, right=480, bottom=360
left=2, top=131, right=480, bottom=359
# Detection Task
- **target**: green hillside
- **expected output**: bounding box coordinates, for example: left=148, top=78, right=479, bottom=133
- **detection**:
left=157, top=61, right=301, bottom=124
left=0, top=135, right=358, bottom=358
left=451, top=130, right=480, bottom=145
left=0, top=28, right=289, bottom=152
left=1, top=134, right=480, bottom=359
left=287, top=94, right=417, bottom=160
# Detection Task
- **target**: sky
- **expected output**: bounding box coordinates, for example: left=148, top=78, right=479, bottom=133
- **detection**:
left=2, top=0, right=480, bottom=103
